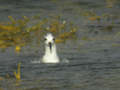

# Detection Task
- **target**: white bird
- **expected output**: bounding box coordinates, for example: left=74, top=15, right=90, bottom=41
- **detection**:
left=42, top=33, right=60, bottom=63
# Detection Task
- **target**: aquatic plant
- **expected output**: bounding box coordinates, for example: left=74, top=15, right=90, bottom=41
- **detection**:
left=82, top=10, right=120, bottom=33
left=106, top=0, right=117, bottom=8
left=14, top=62, right=21, bottom=81
left=0, top=77, right=4, bottom=81
left=0, top=15, right=77, bottom=52
left=15, top=46, right=21, bottom=53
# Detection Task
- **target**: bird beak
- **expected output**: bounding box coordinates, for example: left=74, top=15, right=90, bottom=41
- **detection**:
left=49, top=42, right=52, bottom=53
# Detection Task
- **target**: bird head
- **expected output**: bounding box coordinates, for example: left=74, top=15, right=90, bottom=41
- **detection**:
left=44, top=33, right=55, bottom=52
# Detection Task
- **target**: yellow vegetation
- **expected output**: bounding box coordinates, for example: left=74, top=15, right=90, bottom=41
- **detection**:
left=15, top=46, right=21, bottom=53
left=106, top=0, right=117, bottom=8
left=0, top=16, right=77, bottom=52
left=88, top=16, right=101, bottom=21
left=0, top=77, right=4, bottom=80
left=14, top=62, right=21, bottom=81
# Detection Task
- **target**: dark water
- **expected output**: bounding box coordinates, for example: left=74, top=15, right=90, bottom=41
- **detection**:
left=0, top=0, right=120, bottom=90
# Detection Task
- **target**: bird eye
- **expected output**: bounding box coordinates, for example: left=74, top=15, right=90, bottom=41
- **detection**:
left=44, top=38, right=47, bottom=41
left=53, top=38, right=55, bottom=41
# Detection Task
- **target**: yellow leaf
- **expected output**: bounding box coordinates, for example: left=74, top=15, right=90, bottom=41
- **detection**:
left=15, top=46, right=21, bottom=53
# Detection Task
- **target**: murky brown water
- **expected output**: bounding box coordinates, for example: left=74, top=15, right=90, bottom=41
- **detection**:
left=0, top=0, right=120, bottom=90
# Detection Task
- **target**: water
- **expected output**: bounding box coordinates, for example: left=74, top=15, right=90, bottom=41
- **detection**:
left=0, top=0, right=120, bottom=90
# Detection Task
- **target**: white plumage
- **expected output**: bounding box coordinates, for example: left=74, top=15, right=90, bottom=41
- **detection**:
left=42, top=33, right=60, bottom=63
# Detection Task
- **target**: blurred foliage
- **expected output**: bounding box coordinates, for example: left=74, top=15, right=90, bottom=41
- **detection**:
left=112, top=43, right=120, bottom=47
left=82, top=10, right=120, bottom=33
left=0, top=77, right=4, bottom=81
left=106, top=0, right=117, bottom=8
left=0, top=15, right=77, bottom=52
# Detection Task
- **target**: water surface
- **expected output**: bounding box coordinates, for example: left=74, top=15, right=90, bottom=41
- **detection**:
left=0, top=0, right=120, bottom=90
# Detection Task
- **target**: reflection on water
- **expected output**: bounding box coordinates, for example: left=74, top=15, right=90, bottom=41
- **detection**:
left=0, top=0, right=120, bottom=90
